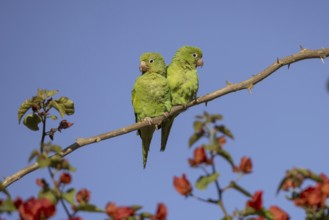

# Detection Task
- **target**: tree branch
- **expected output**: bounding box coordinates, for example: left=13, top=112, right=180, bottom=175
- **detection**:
left=1, top=47, right=329, bottom=190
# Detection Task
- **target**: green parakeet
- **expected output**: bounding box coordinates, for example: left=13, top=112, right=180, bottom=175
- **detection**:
left=161, top=46, right=203, bottom=151
left=132, top=52, right=172, bottom=168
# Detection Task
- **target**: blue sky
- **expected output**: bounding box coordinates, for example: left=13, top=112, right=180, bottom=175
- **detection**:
left=1, top=1, right=329, bottom=219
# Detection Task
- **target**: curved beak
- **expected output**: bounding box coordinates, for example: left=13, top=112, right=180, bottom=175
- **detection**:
left=196, top=58, right=204, bottom=67
left=139, top=61, right=148, bottom=73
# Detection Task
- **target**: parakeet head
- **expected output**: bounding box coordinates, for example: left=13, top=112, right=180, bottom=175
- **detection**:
left=172, top=46, right=204, bottom=69
left=139, top=52, right=166, bottom=76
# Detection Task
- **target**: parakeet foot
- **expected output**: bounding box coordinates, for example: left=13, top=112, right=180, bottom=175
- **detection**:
left=163, top=112, right=169, bottom=118
left=143, top=117, right=153, bottom=125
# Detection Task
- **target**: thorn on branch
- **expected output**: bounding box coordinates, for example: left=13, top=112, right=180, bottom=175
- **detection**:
left=246, top=84, right=254, bottom=94
left=299, top=45, right=306, bottom=51
left=287, top=63, right=291, bottom=70
left=320, top=56, right=325, bottom=64
left=226, top=81, right=233, bottom=86
left=276, top=58, right=280, bottom=64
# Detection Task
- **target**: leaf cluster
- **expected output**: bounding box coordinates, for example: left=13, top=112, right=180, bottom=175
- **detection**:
left=18, top=89, right=74, bottom=131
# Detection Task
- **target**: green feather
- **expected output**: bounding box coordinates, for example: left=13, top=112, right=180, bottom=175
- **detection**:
left=132, top=52, right=171, bottom=168
left=161, top=46, right=203, bottom=152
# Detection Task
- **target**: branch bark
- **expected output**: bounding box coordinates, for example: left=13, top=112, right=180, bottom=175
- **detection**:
left=1, top=47, right=329, bottom=190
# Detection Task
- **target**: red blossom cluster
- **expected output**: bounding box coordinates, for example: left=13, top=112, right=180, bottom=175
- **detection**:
left=59, top=172, right=72, bottom=185
left=76, top=188, right=90, bottom=204
left=246, top=191, right=263, bottom=211
left=188, top=146, right=213, bottom=167
left=293, top=174, right=329, bottom=209
left=58, top=120, right=74, bottom=132
left=237, top=156, right=253, bottom=174
left=14, top=197, right=56, bottom=220
left=173, top=174, right=192, bottom=196
left=150, top=203, right=167, bottom=220
left=246, top=191, right=289, bottom=220
left=105, top=202, right=135, bottom=220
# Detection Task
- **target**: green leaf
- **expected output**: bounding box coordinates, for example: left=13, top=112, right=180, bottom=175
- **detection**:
left=215, top=125, right=234, bottom=140
left=188, top=132, right=203, bottom=147
left=37, top=89, right=58, bottom=99
left=208, top=114, right=223, bottom=123
left=37, top=154, right=51, bottom=168
left=49, top=145, right=62, bottom=154
left=49, top=100, right=65, bottom=117
left=140, top=212, right=152, bottom=218
left=195, top=173, right=219, bottom=190
left=28, top=149, right=40, bottom=162
left=49, top=115, right=58, bottom=120
left=276, top=175, right=289, bottom=195
left=221, top=216, right=232, bottom=220
left=193, top=121, right=204, bottom=132
left=39, top=189, right=58, bottom=204
left=57, top=96, right=75, bottom=115
left=229, top=181, right=252, bottom=197
left=32, top=94, right=44, bottom=104
left=46, top=90, right=59, bottom=98
left=18, top=99, right=33, bottom=124
left=131, top=205, right=143, bottom=211
left=0, top=198, right=16, bottom=213
left=50, top=156, right=77, bottom=172
left=204, top=144, right=218, bottom=151
left=263, top=210, right=274, bottom=220
left=68, top=164, right=77, bottom=172
left=50, top=97, right=75, bottom=117
left=23, top=113, right=41, bottom=131
left=217, top=148, right=235, bottom=170
left=62, top=188, right=76, bottom=205
left=75, top=203, right=105, bottom=213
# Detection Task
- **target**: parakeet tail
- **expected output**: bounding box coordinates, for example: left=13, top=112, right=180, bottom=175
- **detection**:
left=160, top=116, right=175, bottom=152
left=140, top=126, right=155, bottom=168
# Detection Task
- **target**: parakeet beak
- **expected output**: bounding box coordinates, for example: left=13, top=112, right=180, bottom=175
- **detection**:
left=139, top=61, right=148, bottom=73
left=196, top=58, right=204, bottom=67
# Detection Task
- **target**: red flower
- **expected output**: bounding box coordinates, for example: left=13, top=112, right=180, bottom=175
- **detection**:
left=318, top=173, right=329, bottom=197
left=173, top=174, right=192, bottom=196
left=238, top=156, right=253, bottom=174
left=76, top=188, right=90, bottom=204
left=217, top=136, right=226, bottom=147
left=16, top=197, right=56, bottom=220
left=269, top=206, right=290, bottom=220
left=14, top=197, right=23, bottom=209
left=58, top=120, right=74, bottom=132
left=246, top=191, right=263, bottom=210
left=280, top=178, right=298, bottom=191
left=188, top=146, right=212, bottom=167
left=60, top=172, right=72, bottom=185
left=294, top=186, right=324, bottom=208
left=151, top=203, right=167, bottom=220
left=68, top=217, right=83, bottom=220
left=36, top=178, right=48, bottom=189
left=105, top=202, right=135, bottom=220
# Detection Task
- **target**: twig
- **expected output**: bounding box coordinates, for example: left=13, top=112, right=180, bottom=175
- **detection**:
left=1, top=47, right=329, bottom=190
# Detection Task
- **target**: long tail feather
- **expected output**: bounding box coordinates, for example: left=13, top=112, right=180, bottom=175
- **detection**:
left=160, top=116, right=175, bottom=152
left=140, top=126, right=155, bottom=168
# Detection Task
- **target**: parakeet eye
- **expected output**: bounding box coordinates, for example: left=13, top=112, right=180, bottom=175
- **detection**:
left=192, top=53, right=198, bottom=58
left=149, top=59, right=154, bottom=63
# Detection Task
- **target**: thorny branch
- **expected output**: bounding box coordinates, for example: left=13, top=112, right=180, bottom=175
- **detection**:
left=1, top=47, right=329, bottom=190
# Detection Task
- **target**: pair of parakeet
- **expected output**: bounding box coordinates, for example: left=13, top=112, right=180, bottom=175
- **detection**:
left=131, top=46, right=204, bottom=168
